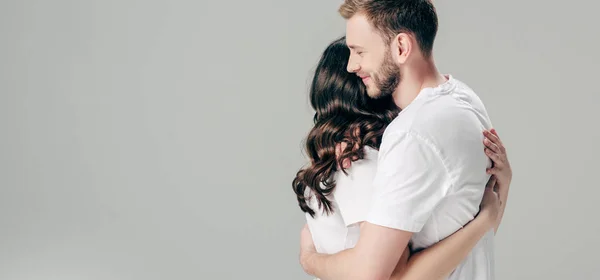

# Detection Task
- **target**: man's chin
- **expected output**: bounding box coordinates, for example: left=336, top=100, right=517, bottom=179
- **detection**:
left=366, top=90, right=382, bottom=99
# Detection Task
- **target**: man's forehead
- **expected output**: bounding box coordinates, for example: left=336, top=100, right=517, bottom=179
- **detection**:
left=346, top=14, right=377, bottom=46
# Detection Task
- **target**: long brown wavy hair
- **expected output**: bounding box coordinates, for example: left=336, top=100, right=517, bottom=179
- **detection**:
left=293, top=36, right=400, bottom=218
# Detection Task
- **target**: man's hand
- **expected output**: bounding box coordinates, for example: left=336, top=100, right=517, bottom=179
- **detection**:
left=300, top=224, right=317, bottom=274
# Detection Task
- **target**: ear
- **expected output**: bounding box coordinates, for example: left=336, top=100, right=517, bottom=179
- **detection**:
left=391, top=33, right=412, bottom=64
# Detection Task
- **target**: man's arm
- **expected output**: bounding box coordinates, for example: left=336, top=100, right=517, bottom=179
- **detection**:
left=302, top=223, right=412, bottom=280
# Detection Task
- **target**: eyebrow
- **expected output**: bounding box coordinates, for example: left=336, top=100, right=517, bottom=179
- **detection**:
left=347, top=44, right=363, bottom=50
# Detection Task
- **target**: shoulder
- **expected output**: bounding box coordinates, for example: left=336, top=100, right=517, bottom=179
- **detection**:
left=386, top=98, right=485, bottom=151
left=333, top=146, right=379, bottom=201
left=332, top=146, right=379, bottom=227
left=335, top=146, right=379, bottom=185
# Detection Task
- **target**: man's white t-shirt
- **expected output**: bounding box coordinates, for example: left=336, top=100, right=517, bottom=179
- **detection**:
left=368, top=75, right=496, bottom=280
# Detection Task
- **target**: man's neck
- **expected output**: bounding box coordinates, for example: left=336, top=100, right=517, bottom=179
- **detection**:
left=393, top=60, right=446, bottom=110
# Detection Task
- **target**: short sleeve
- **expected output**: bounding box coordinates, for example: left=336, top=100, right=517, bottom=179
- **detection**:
left=367, top=131, right=451, bottom=232
left=333, top=149, right=378, bottom=227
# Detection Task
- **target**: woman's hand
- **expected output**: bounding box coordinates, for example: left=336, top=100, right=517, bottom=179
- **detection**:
left=483, top=128, right=512, bottom=187
left=482, top=128, right=512, bottom=232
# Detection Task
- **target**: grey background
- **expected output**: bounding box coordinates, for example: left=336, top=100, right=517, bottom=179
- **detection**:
left=1, top=0, right=598, bottom=279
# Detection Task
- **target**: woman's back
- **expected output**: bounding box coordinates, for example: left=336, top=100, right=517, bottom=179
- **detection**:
left=305, top=146, right=379, bottom=254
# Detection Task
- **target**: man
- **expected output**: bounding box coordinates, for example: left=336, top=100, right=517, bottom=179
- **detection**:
left=300, top=1, right=509, bottom=279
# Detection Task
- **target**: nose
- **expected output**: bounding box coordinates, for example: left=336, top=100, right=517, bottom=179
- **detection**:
left=347, top=57, right=360, bottom=73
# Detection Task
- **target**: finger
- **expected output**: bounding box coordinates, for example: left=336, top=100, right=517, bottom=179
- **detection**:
left=485, top=148, right=503, bottom=166
left=483, top=137, right=501, bottom=154
left=486, top=167, right=502, bottom=175
left=483, top=130, right=502, bottom=146
left=486, top=164, right=504, bottom=175
left=487, top=129, right=506, bottom=151
left=490, top=129, right=507, bottom=154
left=497, top=140, right=506, bottom=154
left=485, top=175, right=497, bottom=189
left=493, top=181, right=500, bottom=193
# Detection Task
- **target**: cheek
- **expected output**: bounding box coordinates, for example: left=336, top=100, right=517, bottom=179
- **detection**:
left=363, top=57, right=379, bottom=70
left=361, top=60, right=376, bottom=74
left=367, top=64, right=381, bottom=77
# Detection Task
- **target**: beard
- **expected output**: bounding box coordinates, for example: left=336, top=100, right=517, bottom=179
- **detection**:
left=368, top=50, right=400, bottom=100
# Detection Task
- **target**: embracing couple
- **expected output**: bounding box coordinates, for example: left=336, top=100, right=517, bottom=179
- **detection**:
left=292, top=1, right=512, bottom=280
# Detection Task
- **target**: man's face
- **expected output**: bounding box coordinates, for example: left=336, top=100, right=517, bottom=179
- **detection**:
left=346, top=14, right=400, bottom=99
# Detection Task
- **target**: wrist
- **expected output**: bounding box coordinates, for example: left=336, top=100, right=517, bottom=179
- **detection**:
left=476, top=209, right=496, bottom=230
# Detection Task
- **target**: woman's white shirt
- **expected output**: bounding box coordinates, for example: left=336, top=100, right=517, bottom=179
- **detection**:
left=305, top=146, right=379, bottom=254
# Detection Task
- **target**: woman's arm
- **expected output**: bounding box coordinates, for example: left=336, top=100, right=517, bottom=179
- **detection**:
left=483, top=128, right=512, bottom=233
left=388, top=177, right=501, bottom=280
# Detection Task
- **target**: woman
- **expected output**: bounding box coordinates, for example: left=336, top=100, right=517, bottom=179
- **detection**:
left=292, top=37, right=512, bottom=279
